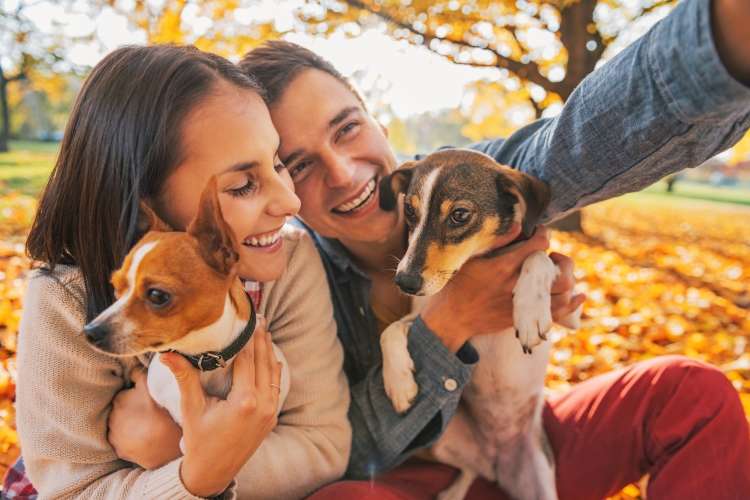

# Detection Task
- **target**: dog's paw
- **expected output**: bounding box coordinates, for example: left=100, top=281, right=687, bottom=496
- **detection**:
left=381, top=322, right=418, bottom=413
left=513, top=251, right=557, bottom=354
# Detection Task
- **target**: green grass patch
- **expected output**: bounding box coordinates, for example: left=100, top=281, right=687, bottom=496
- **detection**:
left=644, top=180, right=750, bottom=206
left=0, top=140, right=58, bottom=196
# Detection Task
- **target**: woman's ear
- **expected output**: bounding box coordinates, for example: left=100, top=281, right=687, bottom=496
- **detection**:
left=187, top=176, right=239, bottom=276
left=379, top=161, right=416, bottom=211
left=137, top=201, right=172, bottom=233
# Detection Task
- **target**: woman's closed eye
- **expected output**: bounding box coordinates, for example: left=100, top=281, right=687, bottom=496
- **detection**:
left=228, top=177, right=257, bottom=198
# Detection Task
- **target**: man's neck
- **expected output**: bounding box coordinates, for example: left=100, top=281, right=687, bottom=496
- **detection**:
left=340, top=217, right=407, bottom=278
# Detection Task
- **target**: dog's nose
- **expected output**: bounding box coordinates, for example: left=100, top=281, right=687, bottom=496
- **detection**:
left=83, top=323, right=110, bottom=346
left=395, top=272, right=423, bottom=295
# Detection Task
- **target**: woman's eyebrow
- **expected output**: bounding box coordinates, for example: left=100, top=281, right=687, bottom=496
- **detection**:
left=222, top=161, right=259, bottom=174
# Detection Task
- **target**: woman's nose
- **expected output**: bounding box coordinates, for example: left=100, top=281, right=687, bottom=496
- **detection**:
left=268, top=175, right=301, bottom=218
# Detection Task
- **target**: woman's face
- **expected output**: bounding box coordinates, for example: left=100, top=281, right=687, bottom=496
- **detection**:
left=156, top=82, right=300, bottom=282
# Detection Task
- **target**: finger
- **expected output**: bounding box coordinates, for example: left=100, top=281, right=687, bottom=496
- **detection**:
left=551, top=290, right=573, bottom=309
left=160, top=352, right=206, bottom=417
left=554, top=292, right=586, bottom=320
left=550, top=252, right=575, bottom=294
left=255, top=328, right=272, bottom=392
left=130, top=366, right=147, bottom=386
left=228, top=338, right=256, bottom=401
left=498, top=225, right=550, bottom=266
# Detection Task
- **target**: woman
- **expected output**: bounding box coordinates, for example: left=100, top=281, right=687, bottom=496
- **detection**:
left=14, top=45, right=350, bottom=498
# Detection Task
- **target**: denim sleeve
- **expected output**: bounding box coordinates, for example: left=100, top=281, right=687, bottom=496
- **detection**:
left=346, top=316, right=478, bottom=479
left=470, top=0, right=750, bottom=221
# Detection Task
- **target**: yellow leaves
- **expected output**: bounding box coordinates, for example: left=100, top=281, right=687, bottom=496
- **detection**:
left=730, top=129, right=750, bottom=165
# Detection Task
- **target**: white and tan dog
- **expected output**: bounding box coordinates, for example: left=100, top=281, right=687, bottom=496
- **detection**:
left=378, top=149, right=581, bottom=500
left=83, top=177, right=289, bottom=437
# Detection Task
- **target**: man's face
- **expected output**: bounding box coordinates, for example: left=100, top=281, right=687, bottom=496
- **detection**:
left=270, top=69, right=400, bottom=245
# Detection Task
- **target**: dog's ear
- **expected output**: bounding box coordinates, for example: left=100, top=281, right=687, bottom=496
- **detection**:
left=187, top=176, right=239, bottom=276
left=503, top=169, right=550, bottom=237
left=137, top=201, right=172, bottom=233
left=379, top=161, right=416, bottom=211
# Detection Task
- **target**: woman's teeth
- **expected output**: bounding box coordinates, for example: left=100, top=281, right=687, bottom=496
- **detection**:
left=243, top=229, right=282, bottom=248
left=334, top=179, right=376, bottom=214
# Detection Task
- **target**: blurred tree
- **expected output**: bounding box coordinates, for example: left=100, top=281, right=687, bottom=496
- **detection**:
left=104, top=0, right=281, bottom=57
left=729, top=130, right=750, bottom=166
left=1, top=1, right=90, bottom=150
left=300, top=0, right=676, bottom=115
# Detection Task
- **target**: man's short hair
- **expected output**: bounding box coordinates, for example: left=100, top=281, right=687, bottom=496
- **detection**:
left=239, top=40, right=366, bottom=107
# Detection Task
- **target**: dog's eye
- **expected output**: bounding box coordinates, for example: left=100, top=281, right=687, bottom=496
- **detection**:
left=404, top=203, right=416, bottom=220
left=146, top=288, right=171, bottom=308
left=449, top=208, right=471, bottom=226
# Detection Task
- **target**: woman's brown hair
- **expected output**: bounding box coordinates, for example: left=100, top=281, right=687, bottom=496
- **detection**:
left=26, top=45, right=263, bottom=321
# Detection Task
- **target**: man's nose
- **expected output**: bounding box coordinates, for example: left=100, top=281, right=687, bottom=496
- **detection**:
left=323, top=152, right=356, bottom=189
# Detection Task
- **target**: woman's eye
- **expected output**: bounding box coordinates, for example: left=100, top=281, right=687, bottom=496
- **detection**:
left=228, top=179, right=256, bottom=197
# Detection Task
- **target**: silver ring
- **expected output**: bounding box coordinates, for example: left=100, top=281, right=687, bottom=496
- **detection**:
left=270, top=383, right=281, bottom=391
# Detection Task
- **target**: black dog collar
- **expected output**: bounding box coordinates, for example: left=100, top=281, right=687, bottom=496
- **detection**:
left=172, top=294, right=257, bottom=372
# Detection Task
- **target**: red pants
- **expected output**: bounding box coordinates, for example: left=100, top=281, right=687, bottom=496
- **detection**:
left=311, top=356, right=750, bottom=499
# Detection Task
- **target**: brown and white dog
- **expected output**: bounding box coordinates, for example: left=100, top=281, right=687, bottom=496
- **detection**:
left=83, top=177, right=289, bottom=442
left=378, top=149, right=581, bottom=500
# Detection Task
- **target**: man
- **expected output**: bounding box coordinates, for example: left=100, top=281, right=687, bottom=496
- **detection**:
left=239, top=0, right=750, bottom=497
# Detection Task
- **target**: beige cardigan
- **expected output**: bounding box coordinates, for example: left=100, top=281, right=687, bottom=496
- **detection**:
left=16, top=227, right=351, bottom=499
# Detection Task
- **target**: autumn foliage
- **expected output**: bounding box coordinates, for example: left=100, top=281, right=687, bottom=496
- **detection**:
left=0, top=192, right=748, bottom=499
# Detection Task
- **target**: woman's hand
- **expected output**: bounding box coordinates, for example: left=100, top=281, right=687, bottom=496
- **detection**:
left=108, top=367, right=182, bottom=469
left=161, top=323, right=282, bottom=498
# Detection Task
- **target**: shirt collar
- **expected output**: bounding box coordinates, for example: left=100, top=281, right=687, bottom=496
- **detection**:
left=292, top=217, right=370, bottom=280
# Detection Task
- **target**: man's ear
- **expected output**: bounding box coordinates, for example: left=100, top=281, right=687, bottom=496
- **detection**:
left=379, top=161, right=415, bottom=211
left=187, top=176, right=239, bottom=276
left=503, top=169, right=550, bottom=237
left=137, top=201, right=172, bottom=233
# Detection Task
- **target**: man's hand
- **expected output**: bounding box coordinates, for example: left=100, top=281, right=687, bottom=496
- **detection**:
left=420, top=227, right=585, bottom=352
left=108, top=367, right=182, bottom=469
left=713, top=0, right=750, bottom=85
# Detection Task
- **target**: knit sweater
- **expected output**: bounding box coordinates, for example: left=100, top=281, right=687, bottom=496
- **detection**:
left=15, top=227, right=351, bottom=499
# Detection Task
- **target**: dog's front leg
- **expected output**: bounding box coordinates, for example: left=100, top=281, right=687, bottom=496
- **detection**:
left=513, top=251, right=559, bottom=353
left=381, top=314, right=419, bottom=413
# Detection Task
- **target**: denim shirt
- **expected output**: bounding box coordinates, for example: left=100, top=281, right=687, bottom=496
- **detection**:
left=301, top=0, right=750, bottom=480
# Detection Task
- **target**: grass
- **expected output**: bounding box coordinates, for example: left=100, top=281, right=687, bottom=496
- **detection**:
left=645, top=180, right=750, bottom=206
left=0, top=141, right=58, bottom=196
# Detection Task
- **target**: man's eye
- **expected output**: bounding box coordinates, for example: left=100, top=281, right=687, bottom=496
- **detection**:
left=289, top=161, right=311, bottom=180
left=337, top=121, right=359, bottom=141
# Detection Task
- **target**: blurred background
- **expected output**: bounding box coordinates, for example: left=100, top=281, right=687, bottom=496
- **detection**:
left=1, top=1, right=749, bottom=498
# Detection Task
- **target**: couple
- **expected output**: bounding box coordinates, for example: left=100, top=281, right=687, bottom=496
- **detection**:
left=9, top=0, right=750, bottom=498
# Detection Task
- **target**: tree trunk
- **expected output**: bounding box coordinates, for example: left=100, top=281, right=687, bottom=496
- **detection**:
left=0, top=68, right=9, bottom=153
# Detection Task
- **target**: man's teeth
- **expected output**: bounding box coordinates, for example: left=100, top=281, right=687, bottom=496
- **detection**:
left=243, top=230, right=282, bottom=248
left=335, top=179, right=376, bottom=214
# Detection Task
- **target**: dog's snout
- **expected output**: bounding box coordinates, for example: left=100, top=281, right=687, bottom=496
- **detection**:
left=83, top=323, right=110, bottom=346
left=395, top=273, right=423, bottom=295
